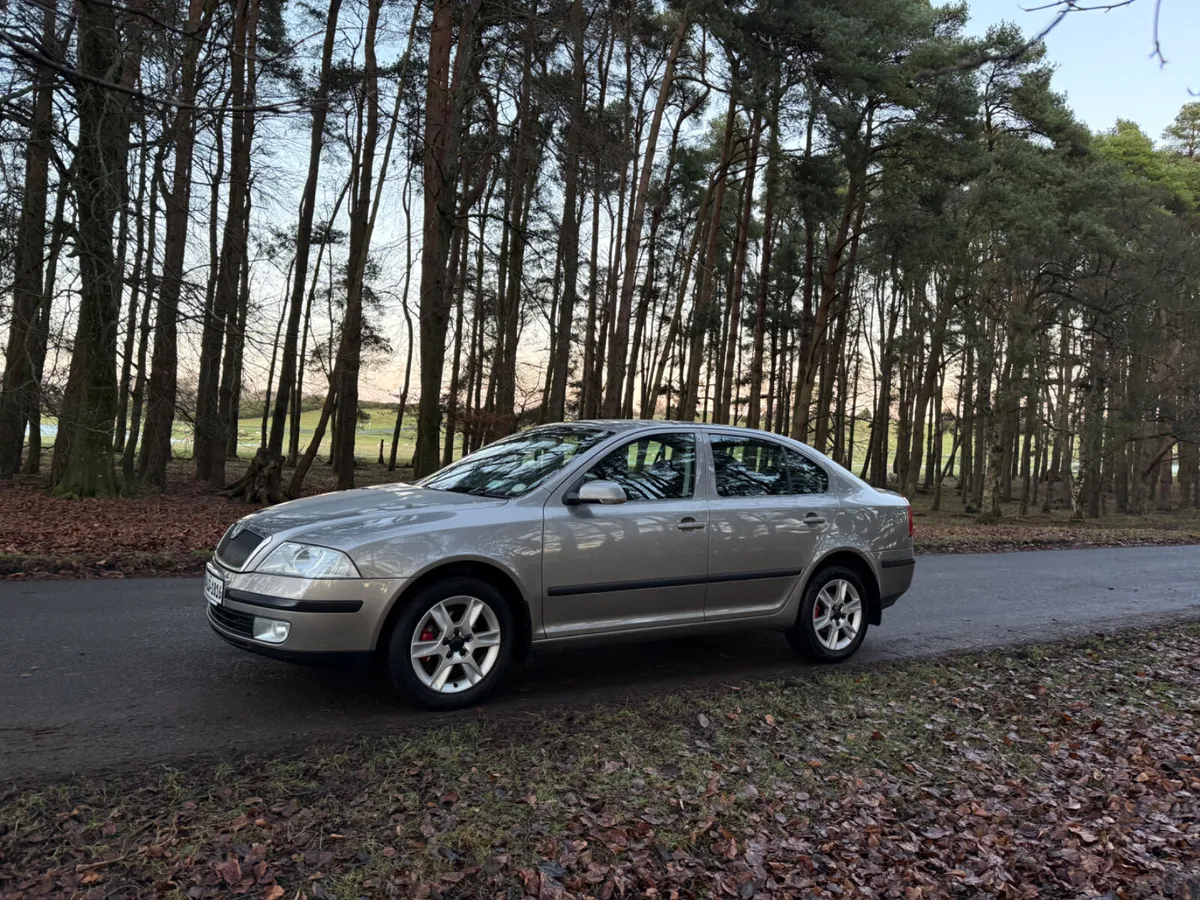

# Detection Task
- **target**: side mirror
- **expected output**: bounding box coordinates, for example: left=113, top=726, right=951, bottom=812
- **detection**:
left=576, top=479, right=627, bottom=505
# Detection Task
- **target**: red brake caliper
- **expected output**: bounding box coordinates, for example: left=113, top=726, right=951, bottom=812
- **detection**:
left=419, top=625, right=435, bottom=664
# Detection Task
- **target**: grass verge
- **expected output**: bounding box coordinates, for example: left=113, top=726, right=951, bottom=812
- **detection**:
left=3, top=627, right=1199, bottom=898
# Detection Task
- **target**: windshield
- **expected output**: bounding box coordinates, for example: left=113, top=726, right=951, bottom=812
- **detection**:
left=417, top=425, right=614, bottom=499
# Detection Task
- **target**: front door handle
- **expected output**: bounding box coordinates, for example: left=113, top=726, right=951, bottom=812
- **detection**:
left=803, top=513, right=827, bottom=526
left=677, top=517, right=707, bottom=532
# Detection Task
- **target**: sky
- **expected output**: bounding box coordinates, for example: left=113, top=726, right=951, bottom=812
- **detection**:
left=965, top=0, right=1199, bottom=140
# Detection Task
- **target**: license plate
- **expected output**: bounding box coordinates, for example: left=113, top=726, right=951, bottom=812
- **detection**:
left=204, top=568, right=225, bottom=606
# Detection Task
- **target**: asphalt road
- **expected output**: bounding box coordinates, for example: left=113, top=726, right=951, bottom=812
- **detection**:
left=2, top=545, right=1198, bottom=782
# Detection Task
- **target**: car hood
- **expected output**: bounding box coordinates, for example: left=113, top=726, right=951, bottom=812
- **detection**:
left=237, top=483, right=507, bottom=548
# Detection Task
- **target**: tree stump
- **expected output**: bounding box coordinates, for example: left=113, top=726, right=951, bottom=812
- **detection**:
left=227, top=446, right=287, bottom=505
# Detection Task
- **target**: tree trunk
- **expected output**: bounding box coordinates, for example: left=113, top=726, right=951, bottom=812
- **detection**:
left=1075, top=328, right=1106, bottom=520
left=746, top=82, right=781, bottom=431
left=206, top=0, right=258, bottom=488
left=791, top=161, right=867, bottom=442
left=717, top=113, right=761, bottom=425
left=903, top=277, right=954, bottom=498
left=960, top=344, right=974, bottom=505
left=1179, top=441, right=1197, bottom=509
left=50, top=0, right=131, bottom=497
left=0, top=0, right=57, bottom=477
left=579, top=26, right=614, bottom=420
left=288, top=377, right=338, bottom=496
left=121, top=146, right=164, bottom=479
left=138, top=0, right=215, bottom=487
left=679, top=87, right=738, bottom=422
left=443, top=218, right=471, bottom=465
left=265, top=0, right=343, bottom=472
left=1017, top=377, right=1036, bottom=516
left=115, top=124, right=153, bottom=455
left=224, top=244, right=252, bottom=459
left=412, top=0, right=482, bottom=477
left=25, top=166, right=72, bottom=475
left=492, top=13, right=540, bottom=437
left=389, top=297, right=416, bottom=471
left=389, top=168, right=418, bottom=472
left=602, top=7, right=690, bottom=415
left=330, top=0, right=382, bottom=490
left=546, top=0, right=586, bottom=423
left=194, top=109, right=232, bottom=481
left=260, top=265, right=292, bottom=446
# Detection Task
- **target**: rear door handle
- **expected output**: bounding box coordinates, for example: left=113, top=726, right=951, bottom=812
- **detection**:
left=677, top=517, right=707, bottom=532
left=803, top=513, right=827, bottom=526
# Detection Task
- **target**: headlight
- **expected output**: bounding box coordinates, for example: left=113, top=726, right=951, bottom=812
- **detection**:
left=255, top=542, right=359, bottom=579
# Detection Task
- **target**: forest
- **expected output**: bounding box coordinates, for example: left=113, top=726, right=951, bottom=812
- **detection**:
left=0, top=0, right=1197, bottom=522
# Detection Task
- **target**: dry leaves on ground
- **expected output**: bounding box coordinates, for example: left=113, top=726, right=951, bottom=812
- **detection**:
left=2, top=627, right=1199, bottom=899
left=0, top=475, right=245, bottom=578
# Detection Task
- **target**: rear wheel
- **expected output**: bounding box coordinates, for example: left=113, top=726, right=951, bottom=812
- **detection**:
left=787, top=566, right=868, bottom=663
left=386, top=576, right=513, bottom=710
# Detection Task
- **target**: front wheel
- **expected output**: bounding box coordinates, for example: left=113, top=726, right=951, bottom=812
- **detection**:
left=786, top=566, right=869, bottom=663
left=386, top=576, right=513, bottom=710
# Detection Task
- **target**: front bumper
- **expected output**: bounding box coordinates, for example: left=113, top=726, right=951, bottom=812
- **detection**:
left=204, top=562, right=406, bottom=655
left=207, top=612, right=374, bottom=667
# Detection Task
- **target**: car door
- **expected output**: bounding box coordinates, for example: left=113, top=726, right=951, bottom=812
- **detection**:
left=703, top=433, right=839, bottom=621
left=541, top=430, right=709, bottom=638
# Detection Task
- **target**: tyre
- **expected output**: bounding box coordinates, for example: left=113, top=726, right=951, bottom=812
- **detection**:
left=786, top=566, right=869, bottom=663
left=386, top=576, right=513, bottom=710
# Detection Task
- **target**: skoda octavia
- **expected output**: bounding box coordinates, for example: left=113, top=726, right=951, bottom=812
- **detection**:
left=205, top=421, right=915, bottom=709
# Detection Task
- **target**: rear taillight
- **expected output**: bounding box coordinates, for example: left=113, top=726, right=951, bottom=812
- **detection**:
left=907, top=503, right=914, bottom=538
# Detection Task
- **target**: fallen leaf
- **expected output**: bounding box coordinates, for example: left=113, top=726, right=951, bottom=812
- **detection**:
left=216, top=857, right=242, bottom=886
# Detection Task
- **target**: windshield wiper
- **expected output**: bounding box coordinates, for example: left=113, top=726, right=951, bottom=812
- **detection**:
left=464, top=487, right=510, bottom=499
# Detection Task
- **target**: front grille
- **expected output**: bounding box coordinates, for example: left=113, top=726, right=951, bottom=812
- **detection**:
left=216, top=526, right=265, bottom=570
left=208, top=603, right=254, bottom=638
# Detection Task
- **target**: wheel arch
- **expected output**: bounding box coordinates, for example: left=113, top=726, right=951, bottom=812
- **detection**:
left=804, top=548, right=883, bottom=626
left=374, top=558, right=534, bottom=663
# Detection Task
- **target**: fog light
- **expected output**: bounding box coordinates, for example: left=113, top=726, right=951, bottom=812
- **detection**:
left=252, top=617, right=291, bottom=644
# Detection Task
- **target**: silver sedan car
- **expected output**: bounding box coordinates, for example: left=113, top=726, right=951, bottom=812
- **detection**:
left=205, top=421, right=915, bottom=709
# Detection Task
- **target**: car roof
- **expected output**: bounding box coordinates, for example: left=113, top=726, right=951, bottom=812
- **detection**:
left=563, top=419, right=794, bottom=442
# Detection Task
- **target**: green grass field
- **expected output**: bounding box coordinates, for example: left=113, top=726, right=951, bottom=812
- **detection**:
left=40, top=405, right=436, bottom=466
left=228, top=405, right=429, bottom=464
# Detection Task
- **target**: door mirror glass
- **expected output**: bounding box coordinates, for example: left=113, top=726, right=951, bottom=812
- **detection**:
left=577, top=480, right=628, bottom=505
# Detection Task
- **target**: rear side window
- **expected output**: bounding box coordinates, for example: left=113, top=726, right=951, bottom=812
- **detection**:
left=784, top=447, right=829, bottom=495
left=584, top=433, right=696, bottom=501
left=711, top=436, right=828, bottom=497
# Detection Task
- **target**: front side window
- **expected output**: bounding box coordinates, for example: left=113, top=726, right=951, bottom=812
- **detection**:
left=418, top=425, right=613, bottom=499
left=711, top=436, right=828, bottom=497
left=583, top=432, right=696, bottom=501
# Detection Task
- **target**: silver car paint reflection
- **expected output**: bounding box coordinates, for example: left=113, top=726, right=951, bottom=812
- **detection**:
left=211, top=421, right=913, bottom=655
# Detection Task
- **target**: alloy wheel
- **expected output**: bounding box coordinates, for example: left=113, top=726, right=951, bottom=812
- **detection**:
left=812, top=578, right=862, bottom=652
left=410, top=595, right=503, bottom=694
